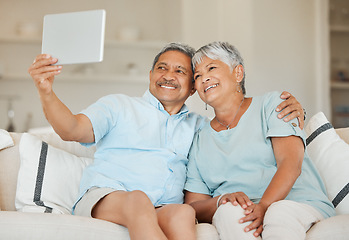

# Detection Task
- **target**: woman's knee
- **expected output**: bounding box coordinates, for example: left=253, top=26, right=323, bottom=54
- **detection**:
left=263, top=200, right=308, bottom=240
left=213, top=203, right=258, bottom=240
left=264, top=200, right=297, bottom=225
left=213, top=202, right=245, bottom=224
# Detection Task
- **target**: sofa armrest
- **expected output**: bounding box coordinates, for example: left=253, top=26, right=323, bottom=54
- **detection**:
left=336, top=128, right=349, bottom=144
left=0, top=133, right=22, bottom=211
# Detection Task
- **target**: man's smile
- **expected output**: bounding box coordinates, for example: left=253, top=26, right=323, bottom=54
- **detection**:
left=158, top=81, right=179, bottom=90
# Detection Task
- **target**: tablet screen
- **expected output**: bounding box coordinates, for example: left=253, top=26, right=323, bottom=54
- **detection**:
left=42, top=9, right=106, bottom=65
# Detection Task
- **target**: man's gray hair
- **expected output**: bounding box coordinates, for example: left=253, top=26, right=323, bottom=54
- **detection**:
left=151, top=42, right=196, bottom=74
left=192, top=41, right=246, bottom=95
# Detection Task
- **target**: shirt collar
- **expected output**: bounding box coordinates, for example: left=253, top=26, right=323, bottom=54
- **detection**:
left=143, top=90, right=189, bottom=116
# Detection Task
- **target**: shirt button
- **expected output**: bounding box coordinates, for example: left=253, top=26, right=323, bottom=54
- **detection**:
left=292, top=123, right=297, bottom=127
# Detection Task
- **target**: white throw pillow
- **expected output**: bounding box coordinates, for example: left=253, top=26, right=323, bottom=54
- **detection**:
left=15, top=133, right=93, bottom=214
left=0, top=129, right=14, bottom=150
left=305, top=112, right=349, bottom=215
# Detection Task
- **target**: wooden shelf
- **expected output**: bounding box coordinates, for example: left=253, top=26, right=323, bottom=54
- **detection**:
left=0, top=73, right=149, bottom=83
left=330, top=25, right=349, bottom=33
left=56, top=74, right=149, bottom=83
left=0, top=36, right=166, bottom=49
left=0, top=35, right=41, bottom=44
left=0, top=36, right=162, bottom=84
left=331, top=81, right=349, bottom=90
left=105, top=40, right=166, bottom=49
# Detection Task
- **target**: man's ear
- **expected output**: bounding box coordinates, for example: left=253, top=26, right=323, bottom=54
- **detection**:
left=149, top=70, right=152, bottom=80
left=235, top=65, right=244, bottom=82
left=190, top=85, right=196, bottom=96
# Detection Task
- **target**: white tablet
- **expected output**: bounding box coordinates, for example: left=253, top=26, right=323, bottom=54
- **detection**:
left=42, top=9, right=106, bottom=65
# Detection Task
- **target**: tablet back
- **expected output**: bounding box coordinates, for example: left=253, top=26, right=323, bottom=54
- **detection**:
left=42, top=9, right=106, bottom=65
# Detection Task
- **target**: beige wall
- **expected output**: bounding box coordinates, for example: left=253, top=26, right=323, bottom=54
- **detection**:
left=0, top=0, right=329, bottom=131
left=182, top=0, right=330, bottom=120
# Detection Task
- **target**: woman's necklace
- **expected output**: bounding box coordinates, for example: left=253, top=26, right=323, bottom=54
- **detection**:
left=216, top=97, right=244, bottom=130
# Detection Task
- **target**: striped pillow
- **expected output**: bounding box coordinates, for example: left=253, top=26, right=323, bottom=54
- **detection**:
left=305, top=112, right=349, bottom=215
left=15, top=133, right=93, bottom=214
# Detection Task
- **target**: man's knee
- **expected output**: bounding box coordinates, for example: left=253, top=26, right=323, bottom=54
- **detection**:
left=173, top=204, right=196, bottom=221
left=92, top=190, right=152, bottom=219
left=126, top=190, right=153, bottom=207
left=158, top=204, right=196, bottom=225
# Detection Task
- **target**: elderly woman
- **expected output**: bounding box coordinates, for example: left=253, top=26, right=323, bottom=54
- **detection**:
left=184, top=42, right=335, bottom=240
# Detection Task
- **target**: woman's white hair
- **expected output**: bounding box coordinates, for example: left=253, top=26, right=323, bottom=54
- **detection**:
left=192, top=41, right=246, bottom=94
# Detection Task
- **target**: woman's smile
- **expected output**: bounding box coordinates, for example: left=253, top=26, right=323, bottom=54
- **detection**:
left=204, top=83, right=219, bottom=92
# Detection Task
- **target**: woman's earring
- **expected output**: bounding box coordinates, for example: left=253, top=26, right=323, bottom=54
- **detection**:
left=205, top=103, right=208, bottom=110
left=236, top=82, right=242, bottom=93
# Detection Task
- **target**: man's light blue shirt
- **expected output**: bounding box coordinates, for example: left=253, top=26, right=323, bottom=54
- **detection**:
left=75, top=90, right=206, bottom=208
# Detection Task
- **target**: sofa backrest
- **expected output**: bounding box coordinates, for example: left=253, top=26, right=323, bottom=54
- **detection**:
left=0, top=128, right=348, bottom=211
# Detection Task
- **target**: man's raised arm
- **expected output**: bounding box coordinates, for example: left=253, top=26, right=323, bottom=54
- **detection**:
left=28, top=54, right=94, bottom=143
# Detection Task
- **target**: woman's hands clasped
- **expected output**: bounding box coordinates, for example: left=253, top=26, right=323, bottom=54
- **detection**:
left=217, top=192, right=266, bottom=238
left=239, top=202, right=268, bottom=238
left=217, top=192, right=253, bottom=209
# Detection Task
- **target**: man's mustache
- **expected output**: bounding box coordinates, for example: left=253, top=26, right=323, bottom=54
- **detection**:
left=157, top=80, right=179, bottom=88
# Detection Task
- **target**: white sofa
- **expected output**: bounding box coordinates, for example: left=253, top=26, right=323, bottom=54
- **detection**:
left=0, top=112, right=348, bottom=240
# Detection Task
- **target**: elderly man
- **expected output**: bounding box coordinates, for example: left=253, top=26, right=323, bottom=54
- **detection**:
left=28, top=42, right=303, bottom=240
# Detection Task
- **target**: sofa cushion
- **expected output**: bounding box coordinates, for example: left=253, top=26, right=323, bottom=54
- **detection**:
left=15, top=133, right=93, bottom=214
left=0, top=211, right=130, bottom=240
left=305, top=214, right=349, bottom=240
left=0, top=129, right=14, bottom=150
left=0, top=211, right=219, bottom=240
left=305, top=112, right=349, bottom=215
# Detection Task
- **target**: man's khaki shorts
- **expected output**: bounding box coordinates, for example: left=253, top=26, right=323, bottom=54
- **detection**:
left=74, top=187, right=118, bottom=217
